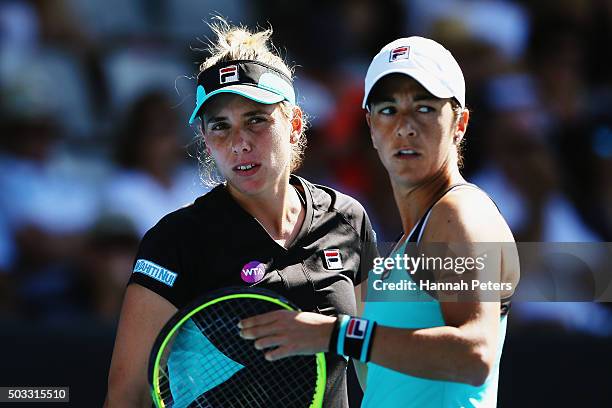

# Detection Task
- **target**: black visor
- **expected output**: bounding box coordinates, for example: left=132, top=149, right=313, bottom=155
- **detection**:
left=189, top=60, right=296, bottom=124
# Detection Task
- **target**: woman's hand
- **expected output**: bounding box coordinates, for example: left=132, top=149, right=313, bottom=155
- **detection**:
left=238, top=311, right=336, bottom=361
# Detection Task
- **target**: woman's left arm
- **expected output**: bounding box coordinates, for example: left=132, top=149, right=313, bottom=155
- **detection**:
left=366, top=301, right=499, bottom=386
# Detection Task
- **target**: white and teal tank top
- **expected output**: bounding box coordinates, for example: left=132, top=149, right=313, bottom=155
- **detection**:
left=362, top=184, right=508, bottom=408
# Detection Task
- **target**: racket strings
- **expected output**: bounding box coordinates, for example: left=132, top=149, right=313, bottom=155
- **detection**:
left=156, top=297, right=320, bottom=408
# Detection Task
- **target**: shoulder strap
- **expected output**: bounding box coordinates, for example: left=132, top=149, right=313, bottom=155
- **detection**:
left=407, top=183, right=474, bottom=243
left=404, top=183, right=512, bottom=316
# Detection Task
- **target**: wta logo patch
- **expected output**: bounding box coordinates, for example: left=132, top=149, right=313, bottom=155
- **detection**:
left=241, top=261, right=266, bottom=284
left=219, top=65, right=239, bottom=84
left=346, top=318, right=369, bottom=339
left=389, top=46, right=410, bottom=62
left=133, top=259, right=178, bottom=287
left=323, top=249, right=343, bottom=270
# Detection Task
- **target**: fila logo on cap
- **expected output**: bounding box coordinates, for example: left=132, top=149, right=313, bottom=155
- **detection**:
left=389, top=46, right=410, bottom=62
left=323, top=249, right=343, bottom=270
left=346, top=318, right=369, bottom=339
left=219, top=65, right=239, bottom=84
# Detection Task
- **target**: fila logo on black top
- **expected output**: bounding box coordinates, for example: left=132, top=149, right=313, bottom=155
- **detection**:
left=323, top=249, right=343, bottom=270
left=389, top=46, right=410, bottom=62
left=219, top=65, right=239, bottom=84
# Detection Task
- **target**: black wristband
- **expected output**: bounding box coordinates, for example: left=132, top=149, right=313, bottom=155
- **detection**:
left=343, top=317, right=376, bottom=362
left=328, top=314, right=346, bottom=352
left=335, top=315, right=377, bottom=362
left=364, top=322, right=377, bottom=362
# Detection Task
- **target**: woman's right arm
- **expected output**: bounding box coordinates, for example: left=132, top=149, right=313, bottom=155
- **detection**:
left=104, top=284, right=177, bottom=407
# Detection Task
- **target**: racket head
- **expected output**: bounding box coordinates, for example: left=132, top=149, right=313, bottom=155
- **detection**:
left=149, top=287, right=326, bottom=408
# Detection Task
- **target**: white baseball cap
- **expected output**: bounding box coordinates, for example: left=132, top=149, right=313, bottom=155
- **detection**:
left=362, top=36, right=466, bottom=109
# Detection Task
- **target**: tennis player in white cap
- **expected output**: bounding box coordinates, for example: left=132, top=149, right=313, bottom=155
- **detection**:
left=240, top=36, right=519, bottom=407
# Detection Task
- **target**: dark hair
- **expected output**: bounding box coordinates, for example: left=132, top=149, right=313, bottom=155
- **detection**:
left=450, top=99, right=469, bottom=169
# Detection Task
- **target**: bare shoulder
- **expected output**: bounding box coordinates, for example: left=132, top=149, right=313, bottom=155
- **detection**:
left=423, top=186, right=514, bottom=243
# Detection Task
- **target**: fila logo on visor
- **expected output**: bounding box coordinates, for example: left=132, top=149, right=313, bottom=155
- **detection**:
left=389, top=46, right=410, bottom=62
left=219, top=65, right=239, bottom=84
left=323, top=249, right=343, bottom=270
left=346, top=318, right=369, bottom=339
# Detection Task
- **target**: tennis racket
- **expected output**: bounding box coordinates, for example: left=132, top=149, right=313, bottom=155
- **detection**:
left=149, top=287, right=326, bottom=408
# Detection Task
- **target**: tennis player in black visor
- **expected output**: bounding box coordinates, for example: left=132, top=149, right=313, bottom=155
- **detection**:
left=105, top=20, right=376, bottom=408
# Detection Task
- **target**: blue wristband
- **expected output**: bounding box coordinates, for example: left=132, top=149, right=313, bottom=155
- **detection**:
left=336, top=314, right=350, bottom=356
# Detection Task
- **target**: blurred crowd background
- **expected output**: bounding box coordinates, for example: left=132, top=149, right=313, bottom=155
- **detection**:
left=0, top=0, right=611, bottom=406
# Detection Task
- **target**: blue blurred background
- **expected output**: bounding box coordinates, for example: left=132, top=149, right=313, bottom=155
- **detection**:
left=0, top=0, right=611, bottom=406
